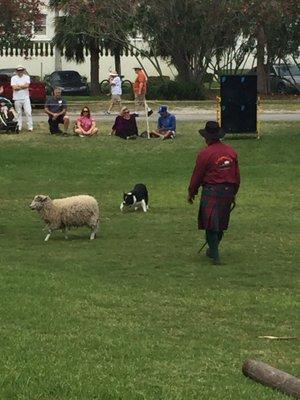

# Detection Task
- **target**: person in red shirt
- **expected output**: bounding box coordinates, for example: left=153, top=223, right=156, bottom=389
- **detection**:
left=188, top=121, right=240, bottom=265
left=133, top=67, right=153, bottom=116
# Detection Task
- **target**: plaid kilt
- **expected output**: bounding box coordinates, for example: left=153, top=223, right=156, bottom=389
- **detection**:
left=198, top=184, right=236, bottom=230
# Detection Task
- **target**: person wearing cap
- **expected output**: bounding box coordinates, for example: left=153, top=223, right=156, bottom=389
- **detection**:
left=133, top=66, right=153, bottom=117
left=150, top=105, right=176, bottom=140
left=105, top=71, right=122, bottom=115
left=10, top=66, right=33, bottom=132
left=187, top=121, right=240, bottom=265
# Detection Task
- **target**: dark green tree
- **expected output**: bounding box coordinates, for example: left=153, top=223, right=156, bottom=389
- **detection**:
left=237, top=0, right=300, bottom=93
left=130, top=0, right=242, bottom=84
left=49, top=0, right=131, bottom=95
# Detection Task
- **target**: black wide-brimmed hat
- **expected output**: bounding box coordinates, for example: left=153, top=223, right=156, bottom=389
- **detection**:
left=199, top=121, right=225, bottom=140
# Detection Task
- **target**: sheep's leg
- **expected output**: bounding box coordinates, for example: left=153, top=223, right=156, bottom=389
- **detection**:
left=90, top=220, right=99, bottom=240
left=90, top=229, right=96, bottom=240
left=44, top=229, right=52, bottom=242
left=63, top=227, right=68, bottom=239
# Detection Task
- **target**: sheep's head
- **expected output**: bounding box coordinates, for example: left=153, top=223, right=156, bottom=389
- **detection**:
left=29, top=195, right=51, bottom=211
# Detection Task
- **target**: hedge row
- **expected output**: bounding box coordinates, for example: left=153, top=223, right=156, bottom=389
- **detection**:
left=146, top=79, right=206, bottom=100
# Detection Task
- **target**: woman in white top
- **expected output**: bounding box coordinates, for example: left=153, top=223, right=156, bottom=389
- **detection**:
left=105, top=71, right=122, bottom=115
left=10, top=66, right=33, bottom=132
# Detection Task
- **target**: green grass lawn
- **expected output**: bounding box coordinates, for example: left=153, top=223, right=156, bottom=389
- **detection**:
left=0, top=122, right=299, bottom=400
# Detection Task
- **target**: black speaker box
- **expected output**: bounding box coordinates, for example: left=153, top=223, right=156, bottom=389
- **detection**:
left=220, top=75, right=257, bottom=133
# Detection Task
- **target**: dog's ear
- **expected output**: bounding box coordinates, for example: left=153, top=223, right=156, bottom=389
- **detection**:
left=123, top=192, right=127, bottom=200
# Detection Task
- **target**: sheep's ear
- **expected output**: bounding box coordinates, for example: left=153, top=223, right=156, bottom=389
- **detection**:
left=38, top=195, right=48, bottom=202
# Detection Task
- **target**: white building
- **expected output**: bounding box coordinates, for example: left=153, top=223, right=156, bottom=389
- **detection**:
left=0, top=4, right=176, bottom=82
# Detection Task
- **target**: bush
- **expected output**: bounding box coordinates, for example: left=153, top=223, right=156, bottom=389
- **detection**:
left=147, top=80, right=206, bottom=100
left=147, top=76, right=171, bottom=85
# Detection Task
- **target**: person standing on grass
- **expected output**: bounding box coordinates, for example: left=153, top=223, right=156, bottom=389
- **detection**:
left=187, top=121, right=240, bottom=265
left=133, top=66, right=153, bottom=117
left=44, top=87, right=70, bottom=135
left=104, top=71, right=122, bottom=115
left=10, top=66, right=33, bottom=132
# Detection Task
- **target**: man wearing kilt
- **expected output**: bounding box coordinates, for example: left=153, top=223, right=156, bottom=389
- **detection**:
left=188, top=121, right=240, bottom=265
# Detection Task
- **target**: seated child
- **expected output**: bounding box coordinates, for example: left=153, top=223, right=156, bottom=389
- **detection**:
left=0, top=85, right=17, bottom=120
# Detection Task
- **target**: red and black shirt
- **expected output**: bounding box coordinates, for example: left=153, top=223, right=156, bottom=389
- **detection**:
left=188, top=141, right=240, bottom=197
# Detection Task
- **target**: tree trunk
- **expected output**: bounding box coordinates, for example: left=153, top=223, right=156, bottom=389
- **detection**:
left=54, top=8, right=62, bottom=71
left=114, top=50, right=121, bottom=76
left=242, top=359, right=300, bottom=399
left=174, top=57, right=192, bottom=82
left=90, top=40, right=100, bottom=96
left=173, top=53, right=205, bottom=83
left=256, top=25, right=269, bottom=94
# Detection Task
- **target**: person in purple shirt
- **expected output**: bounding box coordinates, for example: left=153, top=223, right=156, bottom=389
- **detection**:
left=150, top=105, right=176, bottom=140
left=110, top=106, right=138, bottom=140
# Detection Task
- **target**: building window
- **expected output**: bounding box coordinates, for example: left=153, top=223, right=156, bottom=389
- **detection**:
left=34, top=14, right=47, bottom=35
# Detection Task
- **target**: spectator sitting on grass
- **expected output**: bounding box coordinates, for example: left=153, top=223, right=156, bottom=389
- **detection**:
left=44, top=87, right=70, bottom=135
left=150, top=105, right=176, bottom=140
left=74, top=106, right=98, bottom=137
left=110, top=106, right=138, bottom=140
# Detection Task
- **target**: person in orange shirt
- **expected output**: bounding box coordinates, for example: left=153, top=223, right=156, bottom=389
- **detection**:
left=133, top=67, right=153, bottom=116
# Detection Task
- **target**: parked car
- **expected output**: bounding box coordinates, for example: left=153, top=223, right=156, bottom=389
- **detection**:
left=44, top=70, right=89, bottom=95
left=248, top=64, right=300, bottom=94
left=0, top=71, right=46, bottom=106
left=271, top=64, right=300, bottom=94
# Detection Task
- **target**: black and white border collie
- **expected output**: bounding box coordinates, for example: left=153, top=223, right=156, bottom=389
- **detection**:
left=120, top=183, right=149, bottom=212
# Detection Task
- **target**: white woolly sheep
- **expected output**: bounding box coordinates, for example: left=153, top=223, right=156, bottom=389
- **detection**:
left=30, top=194, right=99, bottom=241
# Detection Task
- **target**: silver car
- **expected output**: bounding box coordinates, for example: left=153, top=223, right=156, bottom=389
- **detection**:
left=271, top=64, right=300, bottom=94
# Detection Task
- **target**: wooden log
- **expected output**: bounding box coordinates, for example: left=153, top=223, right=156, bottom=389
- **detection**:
left=242, top=359, right=300, bottom=399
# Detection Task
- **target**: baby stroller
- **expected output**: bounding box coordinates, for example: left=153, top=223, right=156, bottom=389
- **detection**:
left=0, top=97, right=19, bottom=134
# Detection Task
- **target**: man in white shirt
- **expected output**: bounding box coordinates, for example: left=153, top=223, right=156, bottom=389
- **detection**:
left=105, top=71, right=122, bottom=115
left=10, top=66, right=33, bottom=132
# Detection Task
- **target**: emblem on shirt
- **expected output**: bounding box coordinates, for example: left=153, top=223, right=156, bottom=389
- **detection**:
left=216, top=156, right=233, bottom=169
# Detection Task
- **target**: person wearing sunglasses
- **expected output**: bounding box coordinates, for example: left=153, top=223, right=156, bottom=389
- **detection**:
left=110, top=106, right=138, bottom=140
left=74, top=106, right=98, bottom=137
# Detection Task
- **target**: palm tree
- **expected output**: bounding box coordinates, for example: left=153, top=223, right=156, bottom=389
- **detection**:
left=49, top=0, right=132, bottom=95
